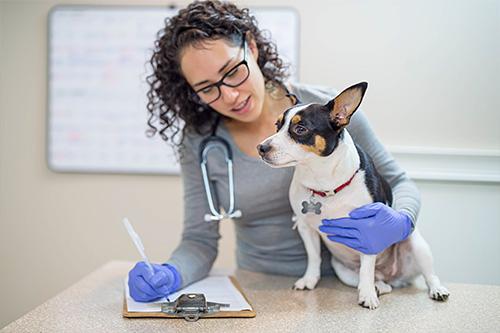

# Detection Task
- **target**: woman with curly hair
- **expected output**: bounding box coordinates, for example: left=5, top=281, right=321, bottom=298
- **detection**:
left=128, top=0, right=420, bottom=302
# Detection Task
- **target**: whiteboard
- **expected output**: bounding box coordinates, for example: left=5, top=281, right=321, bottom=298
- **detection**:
left=47, top=5, right=300, bottom=174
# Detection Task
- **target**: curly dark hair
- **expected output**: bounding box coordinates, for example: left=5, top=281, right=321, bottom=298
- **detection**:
left=146, top=0, right=289, bottom=146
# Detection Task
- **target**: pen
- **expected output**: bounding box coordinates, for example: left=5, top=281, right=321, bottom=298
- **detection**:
left=122, top=217, right=154, bottom=274
left=122, top=217, right=171, bottom=302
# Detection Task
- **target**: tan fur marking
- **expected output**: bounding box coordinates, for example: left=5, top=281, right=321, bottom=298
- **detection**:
left=315, top=135, right=326, bottom=153
left=292, top=115, right=301, bottom=124
left=300, top=135, right=326, bottom=155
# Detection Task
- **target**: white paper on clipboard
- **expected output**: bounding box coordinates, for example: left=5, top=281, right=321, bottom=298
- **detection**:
left=125, top=275, right=252, bottom=312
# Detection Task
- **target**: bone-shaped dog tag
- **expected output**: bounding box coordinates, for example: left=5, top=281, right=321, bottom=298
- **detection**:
left=301, top=200, right=322, bottom=215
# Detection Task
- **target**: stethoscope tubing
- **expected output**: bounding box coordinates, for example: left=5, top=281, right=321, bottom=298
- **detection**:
left=198, top=91, right=299, bottom=222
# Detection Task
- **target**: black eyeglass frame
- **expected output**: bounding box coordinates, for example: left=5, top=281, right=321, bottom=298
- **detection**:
left=194, top=35, right=250, bottom=105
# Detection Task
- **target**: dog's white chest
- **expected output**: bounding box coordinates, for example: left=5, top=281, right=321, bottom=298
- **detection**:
left=290, top=170, right=374, bottom=262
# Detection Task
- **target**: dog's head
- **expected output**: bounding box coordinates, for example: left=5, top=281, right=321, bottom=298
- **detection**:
left=257, top=82, right=367, bottom=167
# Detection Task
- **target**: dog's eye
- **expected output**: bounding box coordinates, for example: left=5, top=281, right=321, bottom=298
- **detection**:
left=293, top=125, right=308, bottom=135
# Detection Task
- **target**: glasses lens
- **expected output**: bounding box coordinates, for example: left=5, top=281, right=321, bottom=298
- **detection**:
left=222, top=63, right=250, bottom=88
left=197, top=85, right=221, bottom=104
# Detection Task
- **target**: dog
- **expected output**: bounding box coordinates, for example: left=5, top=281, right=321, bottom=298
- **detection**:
left=257, top=82, right=449, bottom=309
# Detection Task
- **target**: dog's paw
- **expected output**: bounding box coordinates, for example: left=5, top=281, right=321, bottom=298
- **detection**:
left=358, top=288, right=380, bottom=310
left=374, top=280, right=392, bottom=296
left=429, top=285, right=450, bottom=302
left=293, top=275, right=319, bottom=290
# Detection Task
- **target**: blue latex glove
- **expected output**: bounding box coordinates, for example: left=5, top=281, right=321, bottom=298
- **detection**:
left=319, top=202, right=414, bottom=255
left=128, top=262, right=181, bottom=302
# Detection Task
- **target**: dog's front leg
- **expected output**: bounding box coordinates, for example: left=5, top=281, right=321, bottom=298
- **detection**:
left=358, top=254, right=379, bottom=309
left=293, top=221, right=321, bottom=290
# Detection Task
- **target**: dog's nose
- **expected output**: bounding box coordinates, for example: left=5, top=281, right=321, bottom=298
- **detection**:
left=257, top=143, right=272, bottom=156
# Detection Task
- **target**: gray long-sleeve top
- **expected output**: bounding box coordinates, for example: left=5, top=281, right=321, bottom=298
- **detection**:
left=166, top=83, right=421, bottom=288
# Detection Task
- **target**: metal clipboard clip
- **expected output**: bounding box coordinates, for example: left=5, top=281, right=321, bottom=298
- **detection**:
left=161, top=293, right=230, bottom=322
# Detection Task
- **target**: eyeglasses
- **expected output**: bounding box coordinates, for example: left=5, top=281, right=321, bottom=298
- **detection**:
left=194, top=36, right=250, bottom=105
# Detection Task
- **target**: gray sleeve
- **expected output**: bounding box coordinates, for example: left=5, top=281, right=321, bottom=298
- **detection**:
left=294, top=83, right=421, bottom=224
left=165, top=134, right=221, bottom=287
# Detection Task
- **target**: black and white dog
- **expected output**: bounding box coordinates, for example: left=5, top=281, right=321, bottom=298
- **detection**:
left=257, top=82, right=449, bottom=309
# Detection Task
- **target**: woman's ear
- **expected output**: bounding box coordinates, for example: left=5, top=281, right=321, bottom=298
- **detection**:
left=245, top=33, right=259, bottom=60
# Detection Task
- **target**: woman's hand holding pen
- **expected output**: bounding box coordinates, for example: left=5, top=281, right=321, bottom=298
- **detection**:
left=128, top=262, right=181, bottom=302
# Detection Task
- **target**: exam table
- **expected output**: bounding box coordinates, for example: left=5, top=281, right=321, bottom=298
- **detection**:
left=2, top=261, right=499, bottom=332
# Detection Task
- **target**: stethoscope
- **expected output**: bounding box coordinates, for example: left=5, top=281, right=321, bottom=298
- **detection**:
left=199, top=117, right=242, bottom=222
left=199, top=91, right=300, bottom=223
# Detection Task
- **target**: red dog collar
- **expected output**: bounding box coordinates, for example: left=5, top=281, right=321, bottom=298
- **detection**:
left=308, top=169, right=360, bottom=197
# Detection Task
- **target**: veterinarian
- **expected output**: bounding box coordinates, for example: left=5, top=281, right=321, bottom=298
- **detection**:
left=128, top=0, right=420, bottom=302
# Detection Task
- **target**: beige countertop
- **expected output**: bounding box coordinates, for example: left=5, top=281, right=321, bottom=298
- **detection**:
left=2, top=261, right=499, bottom=332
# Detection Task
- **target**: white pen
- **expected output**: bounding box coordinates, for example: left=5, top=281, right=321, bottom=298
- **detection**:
left=122, top=217, right=154, bottom=274
left=123, top=218, right=172, bottom=302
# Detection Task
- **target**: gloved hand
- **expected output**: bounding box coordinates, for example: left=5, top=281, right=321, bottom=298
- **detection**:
left=128, top=262, right=181, bottom=302
left=319, top=202, right=414, bottom=255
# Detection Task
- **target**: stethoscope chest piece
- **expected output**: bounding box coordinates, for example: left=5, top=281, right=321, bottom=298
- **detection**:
left=199, top=135, right=242, bottom=222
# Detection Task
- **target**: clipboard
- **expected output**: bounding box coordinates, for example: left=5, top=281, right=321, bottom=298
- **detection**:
left=123, top=276, right=256, bottom=319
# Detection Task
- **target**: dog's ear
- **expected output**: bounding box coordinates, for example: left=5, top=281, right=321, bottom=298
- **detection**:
left=325, top=82, right=368, bottom=128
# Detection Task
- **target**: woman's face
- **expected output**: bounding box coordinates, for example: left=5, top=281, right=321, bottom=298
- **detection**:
left=180, top=37, right=266, bottom=123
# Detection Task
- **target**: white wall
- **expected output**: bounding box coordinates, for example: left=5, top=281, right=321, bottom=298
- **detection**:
left=1, top=0, right=499, bottom=328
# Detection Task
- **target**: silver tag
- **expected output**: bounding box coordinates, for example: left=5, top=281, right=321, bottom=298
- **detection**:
left=301, top=195, right=322, bottom=215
